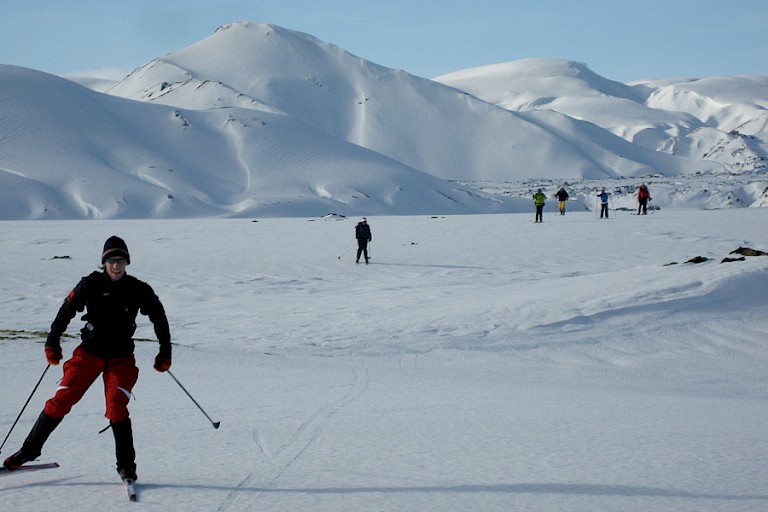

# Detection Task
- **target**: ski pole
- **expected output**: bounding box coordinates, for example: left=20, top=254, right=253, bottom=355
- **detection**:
left=0, top=365, right=50, bottom=454
left=337, top=247, right=354, bottom=260
left=167, top=370, right=220, bottom=429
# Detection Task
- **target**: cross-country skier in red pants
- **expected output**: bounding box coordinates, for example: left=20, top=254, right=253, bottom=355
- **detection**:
left=3, top=236, right=172, bottom=484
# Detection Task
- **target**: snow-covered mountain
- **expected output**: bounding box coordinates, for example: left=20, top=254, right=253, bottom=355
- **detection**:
left=106, top=22, right=720, bottom=182
left=1, top=21, right=766, bottom=219
left=1, top=63, right=519, bottom=220
left=436, top=59, right=768, bottom=173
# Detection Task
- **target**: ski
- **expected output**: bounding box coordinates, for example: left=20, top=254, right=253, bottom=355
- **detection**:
left=123, top=478, right=137, bottom=501
left=0, top=462, right=60, bottom=476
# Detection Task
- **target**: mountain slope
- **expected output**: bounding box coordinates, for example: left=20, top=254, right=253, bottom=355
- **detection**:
left=1, top=22, right=765, bottom=220
left=435, top=58, right=768, bottom=172
left=107, top=22, right=721, bottom=181
left=0, top=65, right=510, bottom=219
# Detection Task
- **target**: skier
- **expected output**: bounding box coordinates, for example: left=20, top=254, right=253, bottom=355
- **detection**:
left=532, top=189, right=546, bottom=223
left=3, top=236, right=172, bottom=486
left=355, top=217, right=372, bottom=264
left=637, top=183, right=651, bottom=215
left=555, top=186, right=569, bottom=215
left=597, top=187, right=611, bottom=219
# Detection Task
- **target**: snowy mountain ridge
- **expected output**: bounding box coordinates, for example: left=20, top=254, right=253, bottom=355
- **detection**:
left=436, top=58, right=768, bottom=172
left=0, top=21, right=766, bottom=219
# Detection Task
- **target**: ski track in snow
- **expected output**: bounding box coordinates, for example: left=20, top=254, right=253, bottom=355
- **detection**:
left=216, top=366, right=369, bottom=511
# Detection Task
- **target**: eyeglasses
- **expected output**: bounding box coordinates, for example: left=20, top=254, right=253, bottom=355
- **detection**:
left=105, top=257, right=128, bottom=265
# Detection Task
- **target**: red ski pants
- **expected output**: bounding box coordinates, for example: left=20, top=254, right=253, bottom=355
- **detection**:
left=45, top=346, right=139, bottom=423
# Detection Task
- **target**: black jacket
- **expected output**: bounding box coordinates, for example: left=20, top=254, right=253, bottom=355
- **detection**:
left=355, top=223, right=372, bottom=241
left=47, top=271, right=171, bottom=359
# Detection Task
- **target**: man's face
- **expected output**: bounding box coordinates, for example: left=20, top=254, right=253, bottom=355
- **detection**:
left=104, top=257, right=128, bottom=280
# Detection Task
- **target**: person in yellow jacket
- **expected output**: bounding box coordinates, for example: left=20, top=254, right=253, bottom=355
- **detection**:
left=532, top=189, right=546, bottom=223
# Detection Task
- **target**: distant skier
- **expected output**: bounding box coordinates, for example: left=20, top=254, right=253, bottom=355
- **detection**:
left=597, top=187, right=611, bottom=219
left=637, top=183, right=651, bottom=215
left=3, top=236, right=172, bottom=486
left=555, top=186, right=569, bottom=215
left=355, top=217, right=372, bottom=264
left=532, top=189, right=546, bottom=223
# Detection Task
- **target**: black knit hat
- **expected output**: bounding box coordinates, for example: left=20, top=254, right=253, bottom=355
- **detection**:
left=101, top=236, right=130, bottom=264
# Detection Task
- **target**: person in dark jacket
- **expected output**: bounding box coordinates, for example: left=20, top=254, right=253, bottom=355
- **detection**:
left=3, top=236, right=172, bottom=485
left=355, top=217, right=372, bottom=264
left=555, top=186, right=569, bottom=215
left=597, top=187, right=611, bottom=219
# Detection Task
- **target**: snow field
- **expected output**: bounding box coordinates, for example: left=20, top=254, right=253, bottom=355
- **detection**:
left=1, top=209, right=767, bottom=511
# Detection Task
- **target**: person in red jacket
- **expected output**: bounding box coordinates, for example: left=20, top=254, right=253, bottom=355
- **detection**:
left=3, top=236, right=172, bottom=484
left=637, top=183, right=652, bottom=215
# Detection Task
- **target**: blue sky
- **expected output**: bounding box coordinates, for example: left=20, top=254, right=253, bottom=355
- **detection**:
left=3, top=0, right=766, bottom=82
